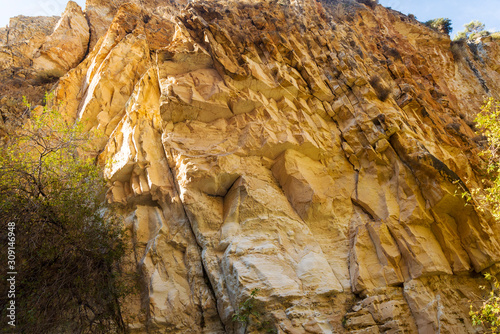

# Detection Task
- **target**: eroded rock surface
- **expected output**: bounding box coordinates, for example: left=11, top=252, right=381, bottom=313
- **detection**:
left=33, top=1, right=90, bottom=72
left=3, top=0, right=500, bottom=332
left=0, top=1, right=89, bottom=122
left=0, top=1, right=89, bottom=75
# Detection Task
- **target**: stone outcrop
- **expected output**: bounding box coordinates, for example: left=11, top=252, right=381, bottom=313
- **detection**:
left=0, top=1, right=89, bottom=123
left=0, top=1, right=89, bottom=75
left=0, top=15, right=60, bottom=70
left=33, top=1, right=90, bottom=72
left=84, top=0, right=188, bottom=51
left=3, top=0, right=500, bottom=332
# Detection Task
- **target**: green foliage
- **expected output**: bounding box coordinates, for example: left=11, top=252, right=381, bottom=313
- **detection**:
left=232, top=288, right=277, bottom=333
left=454, top=31, right=468, bottom=41
left=466, top=99, right=500, bottom=331
left=454, top=20, right=490, bottom=41
left=466, top=21, right=486, bottom=34
left=0, top=95, right=132, bottom=333
left=464, top=98, right=500, bottom=220
left=424, top=18, right=453, bottom=35
left=470, top=273, right=500, bottom=333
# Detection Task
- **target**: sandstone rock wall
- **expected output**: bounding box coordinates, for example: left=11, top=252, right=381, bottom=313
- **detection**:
left=0, top=1, right=89, bottom=75
left=0, top=1, right=89, bottom=122
left=3, top=0, right=500, bottom=332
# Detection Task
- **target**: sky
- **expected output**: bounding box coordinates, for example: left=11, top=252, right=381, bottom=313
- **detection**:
left=0, top=0, right=498, bottom=38
left=378, top=0, right=500, bottom=38
left=0, top=0, right=86, bottom=28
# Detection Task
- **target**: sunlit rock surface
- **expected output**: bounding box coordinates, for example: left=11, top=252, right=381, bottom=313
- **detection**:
left=2, top=0, right=500, bottom=332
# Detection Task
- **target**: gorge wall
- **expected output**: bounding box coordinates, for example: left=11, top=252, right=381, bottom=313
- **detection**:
left=2, top=0, right=500, bottom=332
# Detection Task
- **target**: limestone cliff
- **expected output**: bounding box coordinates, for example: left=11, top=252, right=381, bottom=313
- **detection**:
left=2, top=0, right=500, bottom=332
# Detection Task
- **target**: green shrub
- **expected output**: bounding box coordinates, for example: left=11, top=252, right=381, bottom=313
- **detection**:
left=470, top=273, right=500, bottom=332
left=232, top=288, right=276, bottom=333
left=0, top=95, right=132, bottom=333
left=453, top=20, right=490, bottom=41
left=464, top=98, right=500, bottom=220
left=424, top=18, right=452, bottom=35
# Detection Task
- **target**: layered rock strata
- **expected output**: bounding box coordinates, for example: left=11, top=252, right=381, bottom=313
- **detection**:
left=3, top=0, right=500, bottom=332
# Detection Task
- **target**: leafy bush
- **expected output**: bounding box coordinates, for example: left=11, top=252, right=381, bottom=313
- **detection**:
left=424, top=18, right=452, bottom=35
left=454, top=20, right=490, bottom=41
left=0, top=96, right=132, bottom=333
left=464, top=98, right=500, bottom=220
left=470, top=273, right=500, bottom=332
left=465, top=99, right=500, bottom=331
left=232, top=288, right=276, bottom=333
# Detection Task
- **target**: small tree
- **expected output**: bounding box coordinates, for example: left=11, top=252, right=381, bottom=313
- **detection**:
left=466, top=21, right=486, bottom=34
left=0, top=96, right=131, bottom=333
left=232, top=289, right=276, bottom=333
left=424, top=18, right=453, bottom=35
left=454, top=20, right=489, bottom=41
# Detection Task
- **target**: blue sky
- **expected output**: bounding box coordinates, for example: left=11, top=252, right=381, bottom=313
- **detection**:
left=379, top=0, right=499, bottom=38
left=0, top=0, right=86, bottom=28
left=0, top=0, right=498, bottom=39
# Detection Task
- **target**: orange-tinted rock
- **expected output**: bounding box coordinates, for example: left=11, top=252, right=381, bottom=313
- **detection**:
left=3, top=0, right=500, bottom=332
left=33, top=1, right=89, bottom=72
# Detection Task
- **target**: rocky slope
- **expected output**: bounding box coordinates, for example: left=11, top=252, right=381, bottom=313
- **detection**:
left=2, top=0, right=500, bottom=332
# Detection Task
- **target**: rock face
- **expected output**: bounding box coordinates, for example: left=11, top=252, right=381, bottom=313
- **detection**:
left=3, top=0, right=500, bottom=332
left=0, top=1, right=89, bottom=74
left=33, top=1, right=90, bottom=72
left=0, top=15, right=60, bottom=70
left=0, top=1, right=89, bottom=121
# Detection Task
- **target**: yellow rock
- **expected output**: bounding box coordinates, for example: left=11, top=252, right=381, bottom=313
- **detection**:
left=4, top=0, right=500, bottom=332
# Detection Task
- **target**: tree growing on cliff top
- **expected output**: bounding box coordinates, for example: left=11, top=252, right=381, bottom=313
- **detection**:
left=424, top=18, right=453, bottom=35
left=454, top=20, right=489, bottom=41
left=0, top=96, right=132, bottom=333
